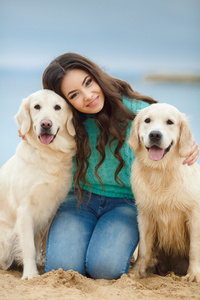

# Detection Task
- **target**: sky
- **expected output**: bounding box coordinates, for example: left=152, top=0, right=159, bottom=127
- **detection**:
left=1, top=0, right=200, bottom=74
left=0, top=0, right=200, bottom=166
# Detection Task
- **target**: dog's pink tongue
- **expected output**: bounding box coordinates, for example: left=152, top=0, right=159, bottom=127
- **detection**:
left=40, top=134, right=54, bottom=145
left=149, top=146, right=164, bottom=161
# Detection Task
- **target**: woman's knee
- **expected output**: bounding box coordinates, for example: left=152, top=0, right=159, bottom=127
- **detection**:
left=86, top=255, right=128, bottom=280
left=85, top=230, right=138, bottom=279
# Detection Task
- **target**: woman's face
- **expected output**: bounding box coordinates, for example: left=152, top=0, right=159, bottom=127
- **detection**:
left=61, top=69, right=105, bottom=114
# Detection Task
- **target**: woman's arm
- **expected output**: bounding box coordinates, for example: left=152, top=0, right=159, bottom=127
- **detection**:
left=183, top=140, right=199, bottom=165
left=18, top=129, right=26, bottom=140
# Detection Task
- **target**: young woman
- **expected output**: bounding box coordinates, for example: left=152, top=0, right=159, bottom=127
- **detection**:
left=40, top=53, right=198, bottom=280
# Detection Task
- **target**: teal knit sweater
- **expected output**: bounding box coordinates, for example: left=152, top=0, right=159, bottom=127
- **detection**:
left=74, top=97, right=150, bottom=199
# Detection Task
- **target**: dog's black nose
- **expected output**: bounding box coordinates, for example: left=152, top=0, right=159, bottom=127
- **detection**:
left=149, top=130, right=162, bottom=142
left=40, top=119, right=52, bottom=129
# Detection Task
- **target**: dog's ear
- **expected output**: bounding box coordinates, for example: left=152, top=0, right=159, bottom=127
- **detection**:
left=179, top=113, right=193, bottom=157
left=66, top=108, right=76, bottom=137
left=15, top=96, right=31, bottom=135
left=128, top=114, right=140, bottom=152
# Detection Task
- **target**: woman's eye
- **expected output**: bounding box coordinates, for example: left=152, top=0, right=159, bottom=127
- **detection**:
left=167, top=119, right=174, bottom=125
left=54, top=105, right=61, bottom=111
left=34, top=104, right=40, bottom=110
left=70, top=92, right=79, bottom=100
left=144, top=118, right=151, bottom=123
left=85, top=78, right=92, bottom=87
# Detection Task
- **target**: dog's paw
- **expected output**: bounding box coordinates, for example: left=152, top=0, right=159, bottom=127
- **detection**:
left=184, top=271, right=200, bottom=283
left=130, top=264, right=147, bottom=278
left=21, top=272, right=40, bottom=280
left=134, top=268, right=147, bottom=278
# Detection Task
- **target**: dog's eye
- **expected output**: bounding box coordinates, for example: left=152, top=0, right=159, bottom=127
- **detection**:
left=144, top=118, right=151, bottom=123
left=34, top=104, right=40, bottom=110
left=54, top=105, right=61, bottom=111
left=167, top=119, right=174, bottom=125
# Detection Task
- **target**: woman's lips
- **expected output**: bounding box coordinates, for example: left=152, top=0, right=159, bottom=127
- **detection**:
left=87, top=96, right=99, bottom=107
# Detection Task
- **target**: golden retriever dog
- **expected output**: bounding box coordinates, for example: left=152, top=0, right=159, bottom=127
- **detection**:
left=0, top=89, right=76, bottom=279
left=128, top=103, right=200, bottom=282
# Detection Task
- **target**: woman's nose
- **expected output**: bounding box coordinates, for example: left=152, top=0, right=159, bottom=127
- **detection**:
left=83, top=91, right=93, bottom=101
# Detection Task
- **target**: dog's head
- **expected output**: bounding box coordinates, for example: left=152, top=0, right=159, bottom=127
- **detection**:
left=15, top=89, right=76, bottom=150
left=128, top=103, right=193, bottom=165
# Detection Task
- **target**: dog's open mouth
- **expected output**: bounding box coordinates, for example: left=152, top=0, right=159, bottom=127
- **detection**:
left=146, top=142, right=173, bottom=161
left=39, top=129, right=59, bottom=145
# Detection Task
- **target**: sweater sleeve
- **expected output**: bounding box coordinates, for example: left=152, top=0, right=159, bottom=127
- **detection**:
left=123, top=96, right=150, bottom=114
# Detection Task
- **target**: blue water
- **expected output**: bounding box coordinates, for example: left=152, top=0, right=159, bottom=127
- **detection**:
left=0, top=71, right=43, bottom=167
left=0, top=71, right=200, bottom=167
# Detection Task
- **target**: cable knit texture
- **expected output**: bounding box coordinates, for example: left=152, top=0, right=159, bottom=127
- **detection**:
left=74, top=97, right=150, bottom=198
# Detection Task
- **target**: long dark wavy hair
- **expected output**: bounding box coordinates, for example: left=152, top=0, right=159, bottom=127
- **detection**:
left=42, top=52, right=156, bottom=202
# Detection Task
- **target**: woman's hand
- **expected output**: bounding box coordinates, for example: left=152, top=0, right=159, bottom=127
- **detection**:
left=18, top=129, right=26, bottom=141
left=183, top=140, right=199, bottom=166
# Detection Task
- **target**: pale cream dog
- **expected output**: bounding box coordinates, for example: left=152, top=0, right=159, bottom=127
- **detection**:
left=128, top=103, right=200, bottom=282
left=0, top=90, right=76, bottom=279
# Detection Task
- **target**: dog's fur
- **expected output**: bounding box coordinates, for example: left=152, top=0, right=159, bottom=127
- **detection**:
left=0, top=90, right=76, bottom=279
left=128, top=103, right=200, bottom=282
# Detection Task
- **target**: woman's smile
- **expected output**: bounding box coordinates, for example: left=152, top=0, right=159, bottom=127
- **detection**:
left=86, top=96, right=99, bottom=107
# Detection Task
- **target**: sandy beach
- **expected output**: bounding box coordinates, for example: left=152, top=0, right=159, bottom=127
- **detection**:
left=0, top=264, right=199, bottom=300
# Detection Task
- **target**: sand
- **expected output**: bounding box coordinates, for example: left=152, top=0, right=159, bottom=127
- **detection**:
left=0, top=264, right=199, bottom=300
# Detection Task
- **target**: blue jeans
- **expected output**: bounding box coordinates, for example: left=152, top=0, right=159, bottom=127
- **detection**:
left=45, top=189, right=139, bottom=279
